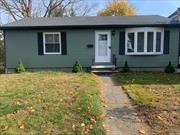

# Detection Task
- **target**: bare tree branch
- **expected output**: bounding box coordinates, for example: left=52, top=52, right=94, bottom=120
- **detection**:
left=0, top=0, right=96, bottom=22
left=0, top=0, right=18, bottom=20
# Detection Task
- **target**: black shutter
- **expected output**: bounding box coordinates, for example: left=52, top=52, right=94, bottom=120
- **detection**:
left=37, top=32, right=44, bottom=55
left=119, top=32, right=125, bottom=55
left=164, top=31, right=170, bottom=54
left=61, top=32, right=67, bottom=55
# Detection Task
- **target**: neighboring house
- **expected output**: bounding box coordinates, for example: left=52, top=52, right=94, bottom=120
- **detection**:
left=169, top=8, right=180, bottom=23
left=0, top=15, right=180, bottom=71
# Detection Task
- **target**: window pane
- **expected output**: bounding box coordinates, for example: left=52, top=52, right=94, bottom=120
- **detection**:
left=54, top=34, right=59, bottom=43
left=45, top=44, right=60, bottom=53
left=127, top=33, right=134, bottom=52
left=137, top=32, right=144, bottom=52
left=99, top=34, right=107, bottom=41
left=45, top=34, right=53, bottom=43
left=156, top=32, right=161, bottom=52
left=147, top=32, right=154, bottom=52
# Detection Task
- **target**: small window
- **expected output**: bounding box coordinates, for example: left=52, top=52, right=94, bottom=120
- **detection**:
left=43, top=32, right=61, bottom=54
left=99, top=34, right=107, bottom=41
left=127, top=33, right=134, bottom=52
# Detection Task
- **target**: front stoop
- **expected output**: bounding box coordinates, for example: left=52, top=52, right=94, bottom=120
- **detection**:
left=91, top=65, right=118, bottom=73
left=176, top=68, right=180, bottom=73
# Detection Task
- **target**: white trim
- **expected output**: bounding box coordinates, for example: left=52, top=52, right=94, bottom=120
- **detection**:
left=125, top=27, right=164, bottom=55
left=95, top=31, right=111, bottom=63
left=134, top=32, right=137, bottom=52
left=43, top=32, right=61, bottom=54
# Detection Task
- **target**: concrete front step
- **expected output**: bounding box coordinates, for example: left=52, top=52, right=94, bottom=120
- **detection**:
left=91, top=70, right=118, bottom=73
left=91, top=65, right=116, bottom=69
left=176, top=68, right=180, bottom=73
left=91, top=65, right=118, bottom=73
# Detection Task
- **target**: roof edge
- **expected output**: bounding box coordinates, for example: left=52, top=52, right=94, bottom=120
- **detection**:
left=0, top=24, right=178, bottom=30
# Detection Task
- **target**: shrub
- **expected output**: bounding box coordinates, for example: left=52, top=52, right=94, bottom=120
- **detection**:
left=122, top=61, right=129, bottom=72
left=16, top=60, right=25, bottom=73
left=72, top=60, right=83, bottom=73
left=165, top=61, right=175, bottom=73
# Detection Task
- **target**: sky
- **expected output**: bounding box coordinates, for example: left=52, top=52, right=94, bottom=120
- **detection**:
left=0, top=0, right=180, bottom=24
left=88, top=0, right=180, bottom=16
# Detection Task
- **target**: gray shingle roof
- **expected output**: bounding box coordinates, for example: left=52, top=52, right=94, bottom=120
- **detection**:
left=2, top=15, right=170, bottom=28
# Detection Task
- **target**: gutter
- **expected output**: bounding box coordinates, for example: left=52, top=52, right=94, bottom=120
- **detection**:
left=0, top=24, right=179, bottom=30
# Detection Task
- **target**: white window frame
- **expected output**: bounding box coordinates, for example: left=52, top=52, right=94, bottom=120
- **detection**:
left=125, top=27, right=164, bottom=55
left=43, top=32, right=61, bottom=54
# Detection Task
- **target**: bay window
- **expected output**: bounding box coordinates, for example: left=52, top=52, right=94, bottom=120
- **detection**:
left=125, top=28, right=164, bottom=55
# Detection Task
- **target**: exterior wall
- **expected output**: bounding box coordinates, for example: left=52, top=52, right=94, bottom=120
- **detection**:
left=5, top=30, right=95, bottom=69
left=5, top=28, right=180, bottom=69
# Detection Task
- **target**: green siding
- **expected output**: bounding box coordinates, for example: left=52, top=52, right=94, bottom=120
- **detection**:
left=5, top=28, right=179, bottom=69
left=5, top=30, right=95, bottom=68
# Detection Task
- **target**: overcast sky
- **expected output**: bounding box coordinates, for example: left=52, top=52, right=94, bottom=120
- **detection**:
left=0, top=0, right=180, bottom=24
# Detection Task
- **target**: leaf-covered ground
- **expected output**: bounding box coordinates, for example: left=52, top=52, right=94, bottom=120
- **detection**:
left=0, top=72, right=105, bottom=135
left=116, top=72, right=180, bottom=135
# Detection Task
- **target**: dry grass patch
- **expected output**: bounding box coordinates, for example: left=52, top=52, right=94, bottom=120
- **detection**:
left=0, top=72, right=105, bottom=134
left=116, top=72, right=180, bottom=135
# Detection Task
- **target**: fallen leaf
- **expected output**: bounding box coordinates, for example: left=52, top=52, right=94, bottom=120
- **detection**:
left=71, top=124, right=76, bottom=131
left=31, top=109, right=35, bottom=112
left=81, top=123, right=85, bottom=127
left=89, top=125, right=93, bottom=129
left=19, top=123, right=25, bottom=129
left=2, top=125, right=8, bottom=131
left=138, top=129, right=145, bottom=134
left=157, top=115, right=163, bottom=121
left=84, top=126, right=90, bottom=134
left=90, top=116, right=96, bottom=123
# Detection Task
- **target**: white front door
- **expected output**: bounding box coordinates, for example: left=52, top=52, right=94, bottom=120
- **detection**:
left=95, top=31, right=111, bottom=63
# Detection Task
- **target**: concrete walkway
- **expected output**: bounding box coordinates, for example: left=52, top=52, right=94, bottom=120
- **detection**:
left=99, top=75, right=150, bottom=135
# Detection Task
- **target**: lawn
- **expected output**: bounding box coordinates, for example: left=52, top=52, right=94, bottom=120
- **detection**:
left=0, top=72, right=105, bottom=135
left=116, top=72, right=180, bottom=134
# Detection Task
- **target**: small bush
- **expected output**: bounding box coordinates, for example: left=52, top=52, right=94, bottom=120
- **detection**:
left=72, top=60, right=83, bottom=73
left=123, top=61, right=129, bottom=72
left=165, top=61, right=175, bottom=73
left=16, top=60, right=25, bottom=73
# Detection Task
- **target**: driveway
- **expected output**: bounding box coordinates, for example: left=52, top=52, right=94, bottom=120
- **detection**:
left=99, top=75, right=150, bottom=135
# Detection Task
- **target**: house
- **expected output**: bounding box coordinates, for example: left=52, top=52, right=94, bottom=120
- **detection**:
left=0, top=15, right=180, bottom=72
left=169, top=8, right=180, bottom=23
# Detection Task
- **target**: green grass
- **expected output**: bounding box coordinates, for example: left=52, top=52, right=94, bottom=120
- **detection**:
left=116, top=72, right=180, bottom=106
left=116, top=72, right=180, bottom=134
left=0, top=72, right=105, bottom=135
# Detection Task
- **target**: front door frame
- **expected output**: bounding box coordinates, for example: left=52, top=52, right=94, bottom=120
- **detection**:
left=95, top=31, right=111, bottom=63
